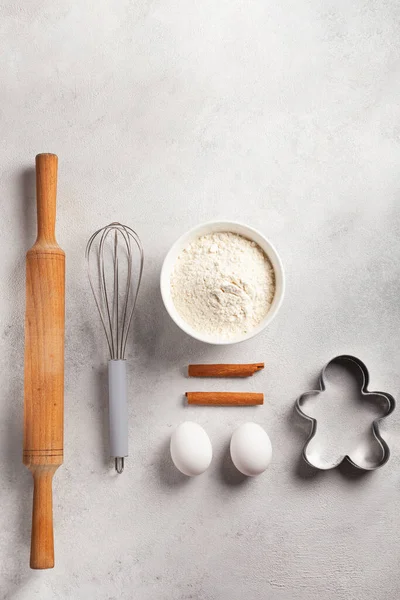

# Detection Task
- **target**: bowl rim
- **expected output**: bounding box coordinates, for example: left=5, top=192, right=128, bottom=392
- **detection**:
left=160, top=220, right=285, bottom=345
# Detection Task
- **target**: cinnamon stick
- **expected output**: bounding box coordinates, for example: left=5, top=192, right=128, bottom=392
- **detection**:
left=188, top=363, right=264, bottom=378
left=186, top=392, right=264, bottom=406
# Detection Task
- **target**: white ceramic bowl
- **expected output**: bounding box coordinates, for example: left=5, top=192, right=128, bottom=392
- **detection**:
left=160, top=221, right=285, bottom=345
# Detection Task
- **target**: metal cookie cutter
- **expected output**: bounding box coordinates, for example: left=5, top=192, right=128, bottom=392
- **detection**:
left=296, top=355, right=395, bottom=471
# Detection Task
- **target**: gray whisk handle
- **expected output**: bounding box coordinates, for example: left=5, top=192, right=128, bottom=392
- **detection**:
left=108, top=360, right=129, bottom=459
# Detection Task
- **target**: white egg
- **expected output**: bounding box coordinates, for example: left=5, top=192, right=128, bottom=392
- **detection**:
left=230, top=422, right=272, bottom=476
left=170, top=421, right=212, bottom=476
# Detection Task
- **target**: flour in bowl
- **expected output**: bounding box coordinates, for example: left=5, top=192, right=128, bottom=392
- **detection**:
left=170, top=232, right=275, bottom=340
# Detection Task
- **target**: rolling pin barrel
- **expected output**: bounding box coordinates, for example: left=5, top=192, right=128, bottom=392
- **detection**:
left=23, top=153, right=65, bottom=569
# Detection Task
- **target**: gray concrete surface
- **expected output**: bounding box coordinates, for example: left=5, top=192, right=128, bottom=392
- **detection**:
left=1, top=1, right=400, bottom=598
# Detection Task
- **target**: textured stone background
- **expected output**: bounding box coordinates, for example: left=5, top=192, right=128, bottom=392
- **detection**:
left=1, top=1, right=400, bottom=598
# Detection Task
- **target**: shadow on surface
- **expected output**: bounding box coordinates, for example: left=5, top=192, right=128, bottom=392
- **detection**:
left=132, top=276, right=221, bottom=368
left=337, top=460, right=372, bottom=481
left=0, top=168, right=38, bottom=597
left=217, top=441, right=249, bottom=486
left=21, top=168, right=36, bottom=245
left=293, top=454, right=322, bottom=480
left=94, top=363, right=112, bottom=469
left=287, top=405, right=322, bottom=480
left=157, top=438, right=191, bottom=488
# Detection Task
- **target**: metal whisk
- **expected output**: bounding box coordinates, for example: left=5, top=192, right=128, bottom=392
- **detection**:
left=86, top=222, right=144, bottom=473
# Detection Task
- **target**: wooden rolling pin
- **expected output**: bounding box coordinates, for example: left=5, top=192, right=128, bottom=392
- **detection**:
left=23, top=154, right=65, bottom=569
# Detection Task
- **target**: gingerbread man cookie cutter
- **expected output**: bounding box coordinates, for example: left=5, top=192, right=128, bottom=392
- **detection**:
left=296, top=355, right=395, bottom=471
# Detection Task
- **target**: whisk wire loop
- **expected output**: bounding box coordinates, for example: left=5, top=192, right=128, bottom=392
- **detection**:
left=86, top=222, right=144, bottom=360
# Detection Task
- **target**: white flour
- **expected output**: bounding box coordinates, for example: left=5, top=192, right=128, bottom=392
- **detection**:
left=170, top=232, right=275, bottom=339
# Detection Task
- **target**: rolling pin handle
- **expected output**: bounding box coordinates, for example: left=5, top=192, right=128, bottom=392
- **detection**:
left=35, top=153, right=58, bottom=244
left=30, top=467, right=55, bottom=569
